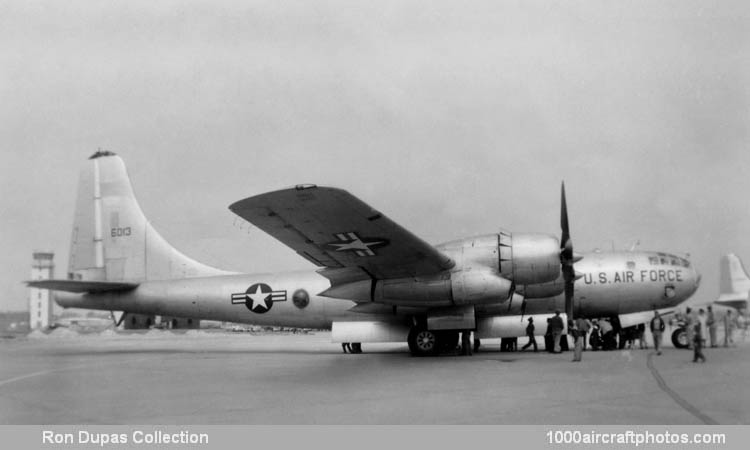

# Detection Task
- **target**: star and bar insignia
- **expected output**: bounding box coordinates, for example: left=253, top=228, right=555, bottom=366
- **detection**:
left=231, top=283, right=287, bottom=314
left=325, top=232, right=388, bottom=257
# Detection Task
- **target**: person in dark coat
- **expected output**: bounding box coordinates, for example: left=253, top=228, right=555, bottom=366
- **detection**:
left=693, top=321, right=706, bottom=363
left=521, top=317, right=538, bottom=352
left=650, top=310, right=666, bottom=355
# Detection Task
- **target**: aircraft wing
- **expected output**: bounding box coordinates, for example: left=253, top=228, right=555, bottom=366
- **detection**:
left=229, top=185, right=455, bottom=281
left=27, top=279, right=139, bottom=293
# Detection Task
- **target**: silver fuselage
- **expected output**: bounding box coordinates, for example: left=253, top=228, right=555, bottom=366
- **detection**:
left=57, top=250, right=700, bottom=328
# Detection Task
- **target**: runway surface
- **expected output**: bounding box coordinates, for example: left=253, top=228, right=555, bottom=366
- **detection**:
left=1, top=329, right=748, bottom=424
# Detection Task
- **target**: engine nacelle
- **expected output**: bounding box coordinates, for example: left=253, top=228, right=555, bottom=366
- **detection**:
left=451, top=270, right=514, bottom=305
left=499, top=232, right=561, bottom=285
left=322, top=271, right=513, bottom=307
left=520, top=276, right=565, bottom=298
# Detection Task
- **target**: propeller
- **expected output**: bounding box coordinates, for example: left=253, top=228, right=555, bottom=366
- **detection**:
left=560, top=182, right=582, bottom=320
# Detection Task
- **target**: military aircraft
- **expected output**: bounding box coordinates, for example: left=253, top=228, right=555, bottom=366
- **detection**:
left=29, top=152, right=701, bottom=356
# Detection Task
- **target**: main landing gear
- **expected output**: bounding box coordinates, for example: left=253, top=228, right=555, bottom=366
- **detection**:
left=341, top=342, right=362, bottom=353
left=407, top=327, right=474, bottom=356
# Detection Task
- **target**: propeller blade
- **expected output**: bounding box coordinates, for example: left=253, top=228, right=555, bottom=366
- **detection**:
left=564, top=276, right=574, bottom=320
left=561, top=182, right=570, bottom=248
left=560, top=182, right=577, bottom=320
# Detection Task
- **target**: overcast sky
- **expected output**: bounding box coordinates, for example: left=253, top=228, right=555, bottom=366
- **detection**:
left=2, top=0, right=748, bottom=312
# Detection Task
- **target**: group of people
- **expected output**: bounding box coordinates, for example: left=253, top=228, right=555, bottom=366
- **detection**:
left=676, top=306, right=745, bottom=363
left=517, top=306, right=746, bottom=363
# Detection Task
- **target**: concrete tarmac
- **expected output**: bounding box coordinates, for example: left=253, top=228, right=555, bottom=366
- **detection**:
left=1, top=329, right=748, bottom=424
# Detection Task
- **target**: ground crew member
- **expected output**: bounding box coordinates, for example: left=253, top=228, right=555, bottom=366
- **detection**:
left=724, top=310, right=735, bottom=347
left=685, top=307, right=695, bottom=350
left=693, top=321, right=706, bottom=363
left=650, top=310, right=665, bottom=355
left=698, top=309, right=707, bottom=347
left=521, top=317, right=537, bottom=352
left=550, top=311, right=564, bottom=353
left=707, top=306, right=717, bottom=348
left=573, top=317, right=587, bottom=362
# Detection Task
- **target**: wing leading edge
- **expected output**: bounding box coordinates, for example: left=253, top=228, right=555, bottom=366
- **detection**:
left=229, top=185, right=455, bottom=282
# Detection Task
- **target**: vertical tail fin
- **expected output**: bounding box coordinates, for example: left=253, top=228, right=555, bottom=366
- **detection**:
left=68, top=151, right=230, bottom=282
left=719, top=254, right=750, bottom=296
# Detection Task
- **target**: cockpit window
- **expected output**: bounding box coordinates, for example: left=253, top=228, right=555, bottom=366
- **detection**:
left=648, top=256, right=659, bottom=265
left=680, top=258, right=691, bottom=268
left=660, top=257, right=668, bottom=265
left=670, top=258, right=680, bottom=266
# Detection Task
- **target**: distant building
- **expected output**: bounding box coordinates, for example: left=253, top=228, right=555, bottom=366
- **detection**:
left=122, top=313, right=155, bottom=329
left=30, top=251, right=54, bottom=329
left=162, top=316, right=200, bottom=329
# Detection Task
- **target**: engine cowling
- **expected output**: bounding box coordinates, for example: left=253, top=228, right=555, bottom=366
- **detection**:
left=451, top=269, right=514, bottom=305
left=498, top=231, right=561, bottom=285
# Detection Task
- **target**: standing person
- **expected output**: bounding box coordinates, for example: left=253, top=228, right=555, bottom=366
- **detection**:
left=724, top=310, right=735, bottom=347
left=693, top=321, right=706, bottom=363
left=698, top=309, right=707, bottom=347
left=573, top=317, right=588, bottom=361
left=550, top=311, right=564, bottom=353
left=685, top=307, right=695, bottom=350
left=707, top=306, right=717, bottom=348
left=650, top=310, right=665, bottom=355
left=582, top=318, right=592, bottom=350
left=570, top=319, right=582, bottom=362
left=521, top=317, right=538, bottom=352
left=739, top=311, right=748, bottom=342
left=600, top=318, right=614, bottom=350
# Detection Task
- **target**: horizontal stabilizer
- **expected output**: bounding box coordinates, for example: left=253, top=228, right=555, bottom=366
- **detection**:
left=26, top=279, right=139, bottom=293
left=715, top=299, right=748, bottom=311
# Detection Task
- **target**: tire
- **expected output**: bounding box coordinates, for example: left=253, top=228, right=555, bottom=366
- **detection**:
left=671, top=327, right=688, bottom=349
left=350, top=343, right=362, bottom=354
left=408, top=327, right=438, bottom=356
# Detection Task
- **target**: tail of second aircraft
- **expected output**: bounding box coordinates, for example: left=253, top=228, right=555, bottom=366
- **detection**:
left=719, top=254, right=750, bottom=297
left=64, top=151, right=229, bottom=284
left=716, top=254, right=750, bottom=310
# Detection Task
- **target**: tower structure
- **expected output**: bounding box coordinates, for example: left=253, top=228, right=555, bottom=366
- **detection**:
left=30, top=251, right=55, bottom=329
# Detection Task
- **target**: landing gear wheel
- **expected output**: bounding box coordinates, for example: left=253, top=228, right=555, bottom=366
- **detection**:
left=350, top=343, right=362, bottom=354
left=671, top=327, right=688, bottom=349
left=473, top=338, right=481, bottom=353
left=408, top=327, right=438, bottom=356
left=461, top=331, right=473, bottom=356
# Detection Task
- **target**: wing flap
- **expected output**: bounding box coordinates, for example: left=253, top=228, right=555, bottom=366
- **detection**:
left=27, top=279, right=139, bottom=293
left=230, top=186, right=454, bottom=280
